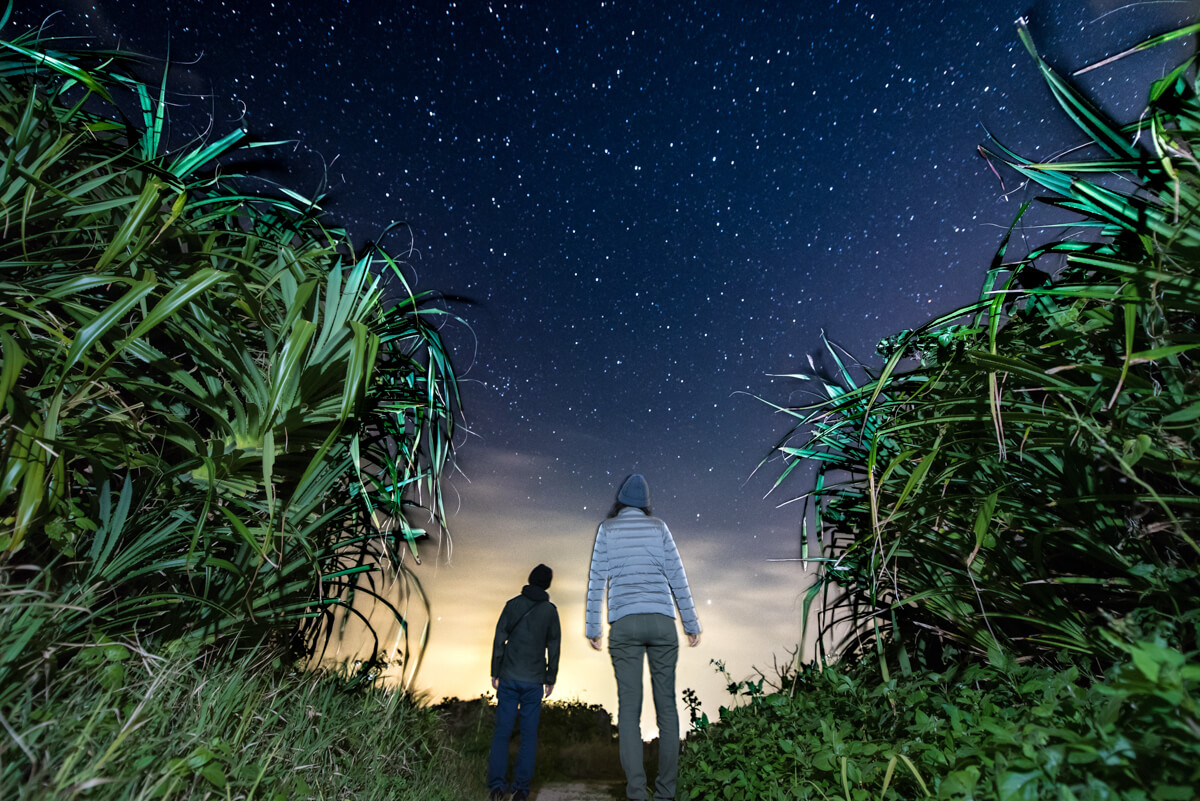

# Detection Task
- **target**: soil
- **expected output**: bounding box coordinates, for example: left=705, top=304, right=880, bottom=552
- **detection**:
left=529, top=780, right=623, bottom=801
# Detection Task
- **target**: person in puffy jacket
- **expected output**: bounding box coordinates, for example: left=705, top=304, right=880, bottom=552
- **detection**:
left=488, top=563, right=561, bottom=801
left=586, top=474, right=701, bottom=801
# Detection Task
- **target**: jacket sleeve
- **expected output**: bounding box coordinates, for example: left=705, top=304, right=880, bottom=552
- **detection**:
left=585, top=523, right=608, bottom=639
left=662, top=523, right=701, bottom=635
left=490, top=603, right=511, bottom=678
left=545, top=607, right=562, bottom=685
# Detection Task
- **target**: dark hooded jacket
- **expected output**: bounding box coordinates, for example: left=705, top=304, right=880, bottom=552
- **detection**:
left=490, top=584, right=561, bottom=686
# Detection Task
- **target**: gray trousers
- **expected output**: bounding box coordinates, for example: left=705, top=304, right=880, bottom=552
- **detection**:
left=609, top=613, right=680, bottom=801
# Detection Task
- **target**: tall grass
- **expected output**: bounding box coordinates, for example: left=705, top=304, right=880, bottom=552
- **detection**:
left=0, top=635, right=481, bottom=800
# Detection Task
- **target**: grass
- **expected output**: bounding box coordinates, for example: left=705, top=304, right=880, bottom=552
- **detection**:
left=0, top=632, right=482, bottom=800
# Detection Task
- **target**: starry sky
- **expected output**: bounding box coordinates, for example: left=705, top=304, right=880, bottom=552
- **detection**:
left=9, top=0, right=1200, bottom=733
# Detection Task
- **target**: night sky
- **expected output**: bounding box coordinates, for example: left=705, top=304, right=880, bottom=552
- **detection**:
left=9, top=0, right=1200, bottom=731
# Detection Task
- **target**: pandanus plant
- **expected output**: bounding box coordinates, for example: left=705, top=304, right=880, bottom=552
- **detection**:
left=767, top=19, right=1200, bottom=671
left=0, top=12, right=459, bottom=691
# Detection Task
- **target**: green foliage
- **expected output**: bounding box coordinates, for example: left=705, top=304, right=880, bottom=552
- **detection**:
left=0, top=16, right=458, bottom=677
left=0, top=643, right=479, bottom=801
left=680, top=644, right=1200, bottom=801
left=690, top=18, right=1200, bottom=801
left=764, top=18, right=1200, bottom=668
left=0, top=18, right=465, bottom=796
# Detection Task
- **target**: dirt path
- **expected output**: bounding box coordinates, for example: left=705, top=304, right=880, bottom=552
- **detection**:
left=530, top=780, right=621, bottom=801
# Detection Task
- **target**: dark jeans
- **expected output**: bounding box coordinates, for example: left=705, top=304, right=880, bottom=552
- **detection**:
left=487, top=679, right=544, bottom=793
left=609, top=613, right=680, bottom=801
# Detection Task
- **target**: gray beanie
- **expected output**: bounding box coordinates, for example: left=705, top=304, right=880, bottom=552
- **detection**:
left=617, top=474, right=650, bottom=508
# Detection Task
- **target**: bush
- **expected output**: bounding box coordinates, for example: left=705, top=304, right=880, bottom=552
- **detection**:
left=0, top=17, right=466, bottom=801
left=711, top=17, right=1200, bottom=801
left=680, top=644, right=1200, bottom=800
left=0, top=10, right=458, bottom=663
left=765, top=21, right=1200, bottom=669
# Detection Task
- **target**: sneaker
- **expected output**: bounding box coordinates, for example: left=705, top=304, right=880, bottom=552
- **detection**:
left=488, top=790, right=505, bottom=801
left=511, top=792, right=528, bottom=801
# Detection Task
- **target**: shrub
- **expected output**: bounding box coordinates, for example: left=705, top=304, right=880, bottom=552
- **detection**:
left=764, top=18, right=1200, bottom=669
left=680, top=644, right=1200, bottom=800
left=696, top=16, right=1200, bottom=801
left=0, top=7, right=458, bottom=687
left=0, top=17, right=465, bottom=800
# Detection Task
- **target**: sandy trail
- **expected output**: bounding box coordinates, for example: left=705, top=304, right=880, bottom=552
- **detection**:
left=529, top=781, right=620, bottom=801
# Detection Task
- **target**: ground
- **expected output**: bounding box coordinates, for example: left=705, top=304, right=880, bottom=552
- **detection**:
left=529, top=780, right=622, bottom=800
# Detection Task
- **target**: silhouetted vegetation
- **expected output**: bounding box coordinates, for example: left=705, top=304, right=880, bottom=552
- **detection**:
left=439, top=695, right=627, bottom=787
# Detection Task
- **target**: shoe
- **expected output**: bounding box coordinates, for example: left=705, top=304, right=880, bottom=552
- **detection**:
left=511, top=792, right=528, bottom=801
left=488, top=790, right=505, bottom=801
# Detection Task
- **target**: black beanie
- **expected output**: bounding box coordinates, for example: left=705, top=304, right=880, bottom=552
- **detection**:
left=529, top=563, right=553, bottom=590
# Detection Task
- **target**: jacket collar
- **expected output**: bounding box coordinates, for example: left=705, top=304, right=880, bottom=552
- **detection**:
left=521, top=584, right=549, bottom=602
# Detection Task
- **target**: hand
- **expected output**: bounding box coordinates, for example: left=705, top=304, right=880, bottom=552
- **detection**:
left=588, top=637, right=602, bottom=651
left=687, top=632, right=701, bottom=647
left=544, top=684, right=554, bottom=698
left=491, top=677, right=499, bottom=690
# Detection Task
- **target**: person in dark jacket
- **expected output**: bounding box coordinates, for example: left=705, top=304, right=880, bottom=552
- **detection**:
left=487, top=563, right=561, bottom=801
